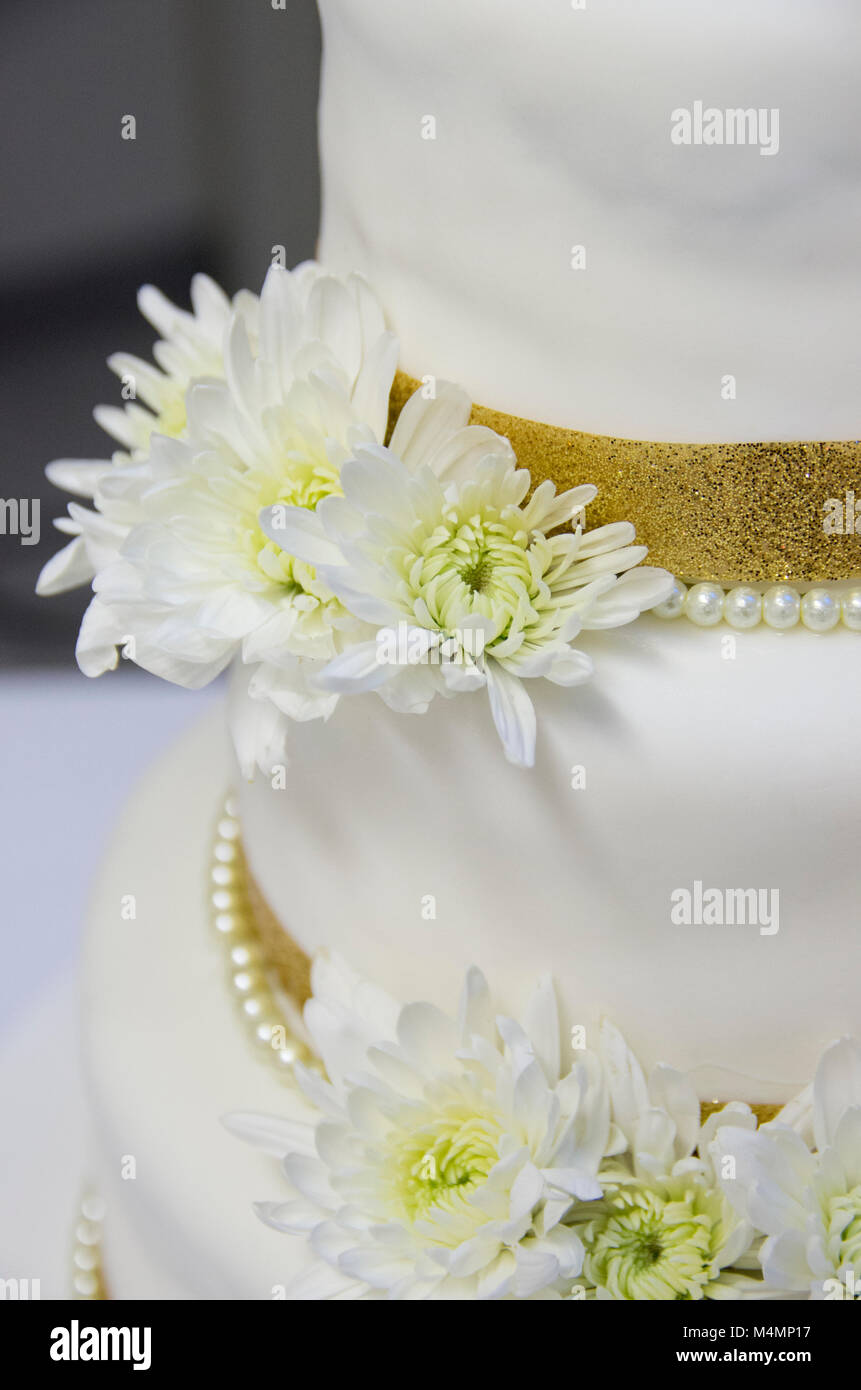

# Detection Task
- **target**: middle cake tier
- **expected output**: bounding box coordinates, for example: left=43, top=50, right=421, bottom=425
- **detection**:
left=236, top=616, right=861, bottom=1107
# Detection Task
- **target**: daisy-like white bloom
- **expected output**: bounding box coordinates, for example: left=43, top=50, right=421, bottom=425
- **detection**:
left=37, top=273, right=259, bottom=600
left=259, top=382, right=673, bottom=766
left=97, top=272, right=261, bottom=458
left=715, top=1037, right=861, bottom=1300
left=38, top=263, right=398, bottom=700
left=566, top=1023, right=761, bottom=1300
left=225, top=955, right=611, bottom=1300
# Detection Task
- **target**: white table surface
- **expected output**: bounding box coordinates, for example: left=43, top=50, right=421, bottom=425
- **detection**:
left=0, top=669, right=219, bottom=1297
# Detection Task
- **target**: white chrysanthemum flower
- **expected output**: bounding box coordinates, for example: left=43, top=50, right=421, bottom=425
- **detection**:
left=38, top=263, right=398, bottom=695
left=715, top=1037, right=861, bottom=1300
left=98, top=272, right=261, bottom=458
left=260, top=383, right=672, bottom=766
left=37, top=273, right=259, bottom=600
left=226, top=955, right=611, bottom=1301
left=566, top=1023, right=761, bottom=1300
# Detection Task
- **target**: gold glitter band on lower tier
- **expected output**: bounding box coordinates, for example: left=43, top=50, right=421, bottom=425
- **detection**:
left=212, top=795, right=786, bottom=1127
left=700, top=1098, right=781, bottom=1127
left=245, top=867, right=312, bottom=1006
left=387, top=371, right=861, bottom=586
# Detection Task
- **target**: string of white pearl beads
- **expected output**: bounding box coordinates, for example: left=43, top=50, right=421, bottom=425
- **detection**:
left=653, top=579, right=861, bottom=631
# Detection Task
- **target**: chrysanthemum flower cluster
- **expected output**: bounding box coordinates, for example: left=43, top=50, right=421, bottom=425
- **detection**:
left=227, top=955, right=861, bottom=1301
left=39, top=263, right=671, bottom=768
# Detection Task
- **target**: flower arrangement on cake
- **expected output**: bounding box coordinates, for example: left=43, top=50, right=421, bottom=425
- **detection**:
left=39, top=267, right=861, bottom=1303
left=38, top=263, right=672, bottom=770
left=226, top=953, right=861, bottom=1302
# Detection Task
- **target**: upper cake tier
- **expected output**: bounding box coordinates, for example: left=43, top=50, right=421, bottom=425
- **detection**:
left=317, top=0, right=861, bottom=441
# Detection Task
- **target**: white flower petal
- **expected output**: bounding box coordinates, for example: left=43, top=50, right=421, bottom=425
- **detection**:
left=600, top=1019, right=650, bottom=1145
left=350, top=330, right=399, bottom=442
left=476, top=1250, right=516, bottom=1300
left=305, top=275, right=363, bottom=387
left=513, top=1244, right=563, bottom=1299
left=544, top=646, right=594, bottom=687
left=284, top=1153, right=340, bottom=1207
left=396, top=1001, right=458, bottom=1072
left=75, top=597, right=123, bottom=676
left=388, top=380, right=472, bottom=471
left=760, top=1229, right=815, bottom=1292
left=258, top=264, right=303, bottom=381
left=833, top=1106, right=861, bottom=1188
left=523, top=975, right=561, bottom=1084
left=315, top=640, right=395, bottom=694
left=45, top=459, right=111, bottom=498
left=648, top=1064, right=701, bottom=1161
left=485, top=661, right=536, bottom=767
left=253, top=1200, right=324, bottom=1235
left=338, top=1246, right=416, bottom=1290
left=222, top=1111, right=315, bottom=1157
left=456, top=967, right=495, bottom=1047
left=813, top=1037, right=861, bottom=1152
left=36, top=536, right=94, bottom=596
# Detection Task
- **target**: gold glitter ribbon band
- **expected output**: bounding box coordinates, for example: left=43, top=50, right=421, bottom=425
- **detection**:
left=388, top=371, right=861, bottom=585
left=238, top=844, right=781, bottom=1128
left=245, top=865, right=313, bottom=1006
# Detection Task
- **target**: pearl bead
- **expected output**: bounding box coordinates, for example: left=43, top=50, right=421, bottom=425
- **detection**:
left=209, top=795, right=313, bottom=1077
left=229, top=941, right=262, bottom=969
left=213, top=911, right=241, bottom=936
left=232, top=966, right=266, bottom=996
left=841, top=587, right=861, bottom=631
left=71, top=1192, right=106, bottom=1301
left=762, top=585, right=801, bottom=630
left=653, top=578, right=687, bottom=619
left=801, top=587, right=840, bottom=632
left=602, top=573, right=856, bottom=631
left=81, top=1195, right=106, bottom=1223
left=684, top=582, right=724, bottom=627
left=723, top=586, right=762, bottom=629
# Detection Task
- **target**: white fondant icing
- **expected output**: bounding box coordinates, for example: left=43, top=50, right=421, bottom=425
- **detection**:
left=238, top=618, right=861, bottom=1105
left=83, top=711, right=312, bottom=1299
left=83, top=2, right=861, bottom=1295
left=317, top=0, right=861, bottom=440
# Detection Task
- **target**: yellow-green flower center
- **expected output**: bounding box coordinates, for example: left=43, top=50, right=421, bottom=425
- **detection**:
left=241, top=454, right=341, bottom=592
left=458, top=548, right=495, bottom=595
left=392, top=1111, right=500, bottom=1222
left=584, top=1183, right=725, bottom=1301
left=406, top=511, right=553, bottom=643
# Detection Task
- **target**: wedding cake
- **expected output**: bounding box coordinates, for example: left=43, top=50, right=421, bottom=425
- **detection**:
left=42, top=0, right=861, bottom=1301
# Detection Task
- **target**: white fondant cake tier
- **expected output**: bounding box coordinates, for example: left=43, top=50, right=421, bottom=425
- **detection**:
left=78, top=1, right=861, bottom=1300
left=83, top=709, right=312, bottom=1299
left=317, top=0, right=861, bottom=441
left=238, top=617, right=861, bottom=1106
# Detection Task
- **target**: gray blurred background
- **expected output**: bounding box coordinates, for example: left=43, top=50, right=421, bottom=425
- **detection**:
left=0, top=0, right=322, bottom=665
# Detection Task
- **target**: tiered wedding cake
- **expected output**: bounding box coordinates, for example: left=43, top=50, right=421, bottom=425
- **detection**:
left=43, top=1, right=861, bottom=1301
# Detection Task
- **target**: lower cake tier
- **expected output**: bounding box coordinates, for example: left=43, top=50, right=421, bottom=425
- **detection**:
left=237, top=615, right=861, bottom=1106
left=85, top=612, right=861, bottom=1296
left=82, top=709, right=312, bottom=1299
